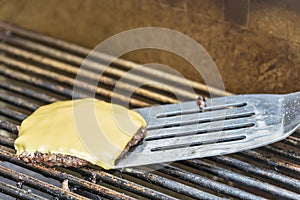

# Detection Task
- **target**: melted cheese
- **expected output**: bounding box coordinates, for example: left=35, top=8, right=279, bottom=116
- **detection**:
left=14, top=99, right=146, bottom=169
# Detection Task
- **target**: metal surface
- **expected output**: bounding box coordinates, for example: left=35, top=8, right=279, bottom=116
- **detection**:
left=0, top=22, right=299, bottom=199
left=117, top=92, right=300, bottom=168
left=0, top=181, right=47, bottom=200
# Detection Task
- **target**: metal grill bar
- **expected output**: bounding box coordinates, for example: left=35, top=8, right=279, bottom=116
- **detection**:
left=0, top=55, right=149, bottom=107
left=282, top=136, right=300, bottom=148
left=209, top=156, right=300, bottom=191
left=123, top=168, right=222, bottom=200
left=0, top=22, right=299, bottom=199
left=0, top=65, right=86, bottom=99
left=0, top=181, right=47, bottom=200
left=241, top=151, right=300, bottom=175
left=0, top=135, right=14, bottom=148
left=0, top=43, right=177, bottom=104
left=158, top=165, right=264, bottom=200
left=0, top=92, right=39, bottom=111
left=0, top=165, right=89, bottom=200
left=0, top=80, right=57, bottom=103
left=0, top=108, right=26, bottom=122
left=74, top=168, right=177, bottom=200
left=0, top=27, right=230, bottom=99
left=184, top=159, right=300, bottom=200
left=0, top=120, right=19, bottom=134
left=262, top=145, right=300, bottom=164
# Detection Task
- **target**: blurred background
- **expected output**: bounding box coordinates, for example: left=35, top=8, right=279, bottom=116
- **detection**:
left=0, top=0, right=299, bottom=94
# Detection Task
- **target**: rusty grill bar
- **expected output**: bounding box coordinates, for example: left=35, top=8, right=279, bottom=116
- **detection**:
left=0, top=22, right=299, bottom=199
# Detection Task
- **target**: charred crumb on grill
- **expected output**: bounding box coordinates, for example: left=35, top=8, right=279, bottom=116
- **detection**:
left=62, top=179, right=70, bottom=191
left=87, top=172, right=97, bottom=184
left=19, top=151, right=89, bottom=167
left=197, top=96, right=207, bottom=109
left=16, top=176, right=24, bottom=189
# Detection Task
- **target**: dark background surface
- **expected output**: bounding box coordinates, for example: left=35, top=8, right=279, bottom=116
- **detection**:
left=0, top=0, right=299, bottom=94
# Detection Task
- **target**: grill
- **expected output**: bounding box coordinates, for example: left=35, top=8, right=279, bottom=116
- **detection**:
left=0, top=21, right=299, bottom=200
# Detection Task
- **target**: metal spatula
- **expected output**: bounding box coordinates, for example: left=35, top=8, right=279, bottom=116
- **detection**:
left=115, top=92, right=300, bottom=168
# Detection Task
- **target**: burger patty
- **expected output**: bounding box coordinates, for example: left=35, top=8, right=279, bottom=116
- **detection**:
left=18, top=127, right=146, bottom=168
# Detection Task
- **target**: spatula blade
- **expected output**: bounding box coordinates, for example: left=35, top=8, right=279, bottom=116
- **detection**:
left=115, top=94, right=287, bottom=168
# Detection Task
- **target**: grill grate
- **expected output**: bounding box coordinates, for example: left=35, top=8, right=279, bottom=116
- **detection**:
left=0, top=22, right=299, bottom=200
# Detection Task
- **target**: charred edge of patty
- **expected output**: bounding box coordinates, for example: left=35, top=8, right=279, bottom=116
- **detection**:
left=18, top=127, right=146, bottom=168
left=116, top=126, right=146, bottom=163
left=19, top=151, right=89, bottom=167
